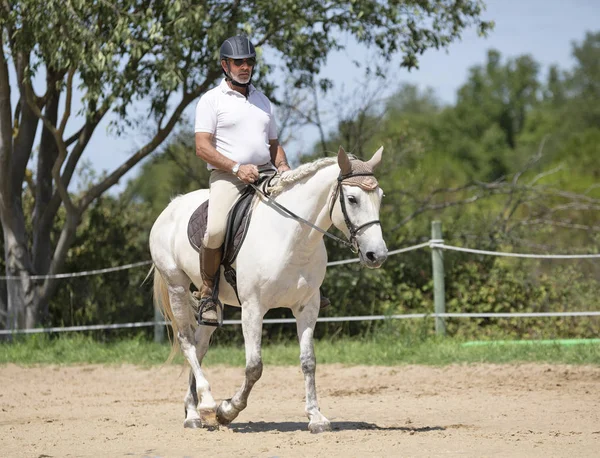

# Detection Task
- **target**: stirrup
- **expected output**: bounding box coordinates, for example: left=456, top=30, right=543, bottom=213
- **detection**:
left=197, top=296, right=223, bottom=327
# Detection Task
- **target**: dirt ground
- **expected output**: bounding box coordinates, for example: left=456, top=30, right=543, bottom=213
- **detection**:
left=1, top=363, right=599, bottom=457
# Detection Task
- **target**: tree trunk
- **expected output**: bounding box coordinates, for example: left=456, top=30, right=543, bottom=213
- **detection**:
left=0, top=20, right=223, bottom=330
left=3, top=226, right=38, bottom=329
left=0, top=267, right=7, bottom=328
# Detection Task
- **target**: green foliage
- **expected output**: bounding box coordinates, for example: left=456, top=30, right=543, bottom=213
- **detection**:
left=6, top=30, right=600, bottom=344
left=123, top=131, right=211, bottom=217
left=445, top=258, right=600, bottom=339
left=2, top=0, right=491, bottom=329
left=3, top=0, right=492, bottom=111
left=311, top=33, right=600, bottom=341
left=566, top=31, right=600, bottom=127
left=47, top=195, right=155, bottom=329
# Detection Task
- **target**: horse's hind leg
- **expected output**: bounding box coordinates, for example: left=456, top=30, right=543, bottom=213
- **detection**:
left=183, top=325, right=217, bottom=428
left=168, top=281, right=219, bottom=429
left=294, top=298, right=331, bottom=433
left=216, top=304, right=263, bottom=425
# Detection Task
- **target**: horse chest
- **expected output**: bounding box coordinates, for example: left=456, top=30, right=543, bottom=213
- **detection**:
left=268, top=274, right=316, bottom=308
left=269, top=268, right=315, bottom=292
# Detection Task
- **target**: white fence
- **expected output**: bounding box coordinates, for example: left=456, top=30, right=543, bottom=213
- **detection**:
left=1, top=221, right=599, bottom=337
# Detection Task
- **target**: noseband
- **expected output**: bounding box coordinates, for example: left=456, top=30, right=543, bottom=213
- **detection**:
left=329, top=172, right=382, bottom=253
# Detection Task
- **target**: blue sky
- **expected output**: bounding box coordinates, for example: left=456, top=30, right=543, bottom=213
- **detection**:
left=33, top=0, right=600, bottom=191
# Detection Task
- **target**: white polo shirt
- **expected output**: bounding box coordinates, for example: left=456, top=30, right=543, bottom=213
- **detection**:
left=195, top=79, right=277, bottom=169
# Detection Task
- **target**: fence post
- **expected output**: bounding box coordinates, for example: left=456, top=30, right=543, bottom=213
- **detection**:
left=154, top=303, right=165, bottom=343
left=431, top=221, right=446, bottom=336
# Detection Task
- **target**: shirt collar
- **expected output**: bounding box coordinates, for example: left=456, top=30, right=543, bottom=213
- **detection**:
left=219, top=78, right=256, bottom=96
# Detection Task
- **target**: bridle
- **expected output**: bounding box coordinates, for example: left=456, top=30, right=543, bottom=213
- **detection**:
left=329, top=172, right=382, bottom=253
left=250, top=170, right=381, bottom=254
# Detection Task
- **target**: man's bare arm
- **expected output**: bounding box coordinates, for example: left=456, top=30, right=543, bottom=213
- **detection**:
left=195, top=132, right=237, bottom=171
left=269, top=139, right=291, bottom=173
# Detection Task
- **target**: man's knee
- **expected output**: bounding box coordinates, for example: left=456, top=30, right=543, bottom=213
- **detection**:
left=203, top=229, right=225, bottom=250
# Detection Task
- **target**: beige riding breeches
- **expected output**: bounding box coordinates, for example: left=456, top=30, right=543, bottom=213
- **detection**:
left=204, top=169, right=247, bottom=249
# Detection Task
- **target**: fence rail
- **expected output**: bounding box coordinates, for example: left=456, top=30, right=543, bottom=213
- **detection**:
left=2, top=311, right=600, bottom=335
left=2, top=221, right=599, bottom=337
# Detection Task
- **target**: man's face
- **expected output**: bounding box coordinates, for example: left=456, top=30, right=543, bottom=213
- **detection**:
left=222, top=57, right=255, bottom=84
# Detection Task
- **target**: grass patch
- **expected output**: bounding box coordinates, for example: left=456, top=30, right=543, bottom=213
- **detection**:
left=1, top=333, right=600, bottom=366
left=0, top=334, right=174, bottom=366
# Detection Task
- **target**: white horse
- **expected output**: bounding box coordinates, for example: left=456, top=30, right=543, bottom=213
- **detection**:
left=150, top=146, right=388, bottom=433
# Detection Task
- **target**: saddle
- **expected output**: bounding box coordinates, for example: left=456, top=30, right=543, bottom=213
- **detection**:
left=187, top=171, right=277, bottom=303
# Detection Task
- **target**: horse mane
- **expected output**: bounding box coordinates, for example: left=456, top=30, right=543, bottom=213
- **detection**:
left=269, top=157, right=338, bottom=196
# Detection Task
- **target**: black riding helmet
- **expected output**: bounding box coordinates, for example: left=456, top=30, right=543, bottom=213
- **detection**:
left=220, top=36, right=256, bottom=88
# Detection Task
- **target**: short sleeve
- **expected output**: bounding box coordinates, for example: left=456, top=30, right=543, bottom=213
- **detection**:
left=194, top=94, right=217, bottom=133
left=268, top=101, right=278, bottom=140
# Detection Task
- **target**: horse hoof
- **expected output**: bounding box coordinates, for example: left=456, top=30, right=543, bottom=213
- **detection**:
left=216, top=400, right=237, bottom=425
left=199, top=408, right=220, bottom=430
left=216, top=410, right=232, bottom=426
left=184, top=418, right=203, bottom=429
left=309, top=421, right=332, bottom=434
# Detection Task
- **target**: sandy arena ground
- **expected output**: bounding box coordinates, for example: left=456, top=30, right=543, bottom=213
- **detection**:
left=1, top=362, right=599, bottom=457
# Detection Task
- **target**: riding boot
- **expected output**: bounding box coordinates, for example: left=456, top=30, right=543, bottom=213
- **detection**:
left=319, top=289, right=331, bottom=309
left=196, top=245, right=223, bottom=325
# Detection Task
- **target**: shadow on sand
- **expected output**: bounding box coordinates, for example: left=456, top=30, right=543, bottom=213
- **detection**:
left=230, top=421, right=445, bottom=434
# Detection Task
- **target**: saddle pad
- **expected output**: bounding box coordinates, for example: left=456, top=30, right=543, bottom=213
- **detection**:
left=187, top=200, right=209, bottom=253
left=186, top=195, right=253, bottom=265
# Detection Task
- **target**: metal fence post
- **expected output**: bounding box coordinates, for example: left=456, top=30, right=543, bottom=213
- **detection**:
left=431, top=221, right=446, bottom=336
left=153, top=303, right=165, bottom=343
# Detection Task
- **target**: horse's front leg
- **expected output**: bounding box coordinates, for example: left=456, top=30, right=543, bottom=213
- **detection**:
left=294, top=296, right=331, bottom=433
left=216, top=304, right=264, bottom=425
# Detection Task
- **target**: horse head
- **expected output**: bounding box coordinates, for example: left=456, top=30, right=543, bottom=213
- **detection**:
left=330, top=146, right=388, bottom=268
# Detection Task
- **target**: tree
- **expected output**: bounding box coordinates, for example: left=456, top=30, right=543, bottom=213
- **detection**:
left=0, top=0, right=492, bottom=329
left=79, top=32, right=599, bottom=341
left=563, top=31, right=600, bottom=128
left=306, top=33, right=600, bottom=337
left=124, top=130, right=212, bottom=217
left=430, top=49, right=540, bottom=180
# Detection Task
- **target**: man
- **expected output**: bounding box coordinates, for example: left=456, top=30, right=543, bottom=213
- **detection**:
left=194, top=35, right=328, bottom=325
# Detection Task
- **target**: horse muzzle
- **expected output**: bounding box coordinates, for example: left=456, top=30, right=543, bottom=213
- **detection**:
left=359, top=247, right=388, bottom=268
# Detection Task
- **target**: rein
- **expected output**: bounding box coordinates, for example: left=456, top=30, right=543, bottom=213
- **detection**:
left=249, top=171, right=381, bottom=254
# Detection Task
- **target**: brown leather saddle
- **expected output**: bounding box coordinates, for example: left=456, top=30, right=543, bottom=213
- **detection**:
left=187, top=171, right=276, bottom=303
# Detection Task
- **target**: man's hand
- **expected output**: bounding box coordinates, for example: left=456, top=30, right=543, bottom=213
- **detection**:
left=236, top=164, right=259, bottom=183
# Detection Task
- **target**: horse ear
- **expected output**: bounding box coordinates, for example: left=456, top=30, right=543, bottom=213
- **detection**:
left=337, top=146, right=352, bottom=175
left=366, top=146, right=384, bottom=170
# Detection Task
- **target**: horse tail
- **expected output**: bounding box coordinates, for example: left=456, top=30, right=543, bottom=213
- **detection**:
left=152, top=264, right=181, bottom=362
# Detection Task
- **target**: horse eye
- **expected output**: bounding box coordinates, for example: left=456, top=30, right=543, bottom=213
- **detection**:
left=348, top=195, right=357, bottom=204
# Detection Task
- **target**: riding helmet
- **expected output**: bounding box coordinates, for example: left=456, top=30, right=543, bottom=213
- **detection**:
left=219, top=36, right=256, bottom=61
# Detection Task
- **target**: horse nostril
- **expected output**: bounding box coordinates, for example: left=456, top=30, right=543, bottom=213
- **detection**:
left=366, top=251, right=377, bottom=262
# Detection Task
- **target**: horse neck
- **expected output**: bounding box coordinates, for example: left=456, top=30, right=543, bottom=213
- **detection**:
left=274, top=164, right=338, bottom=252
